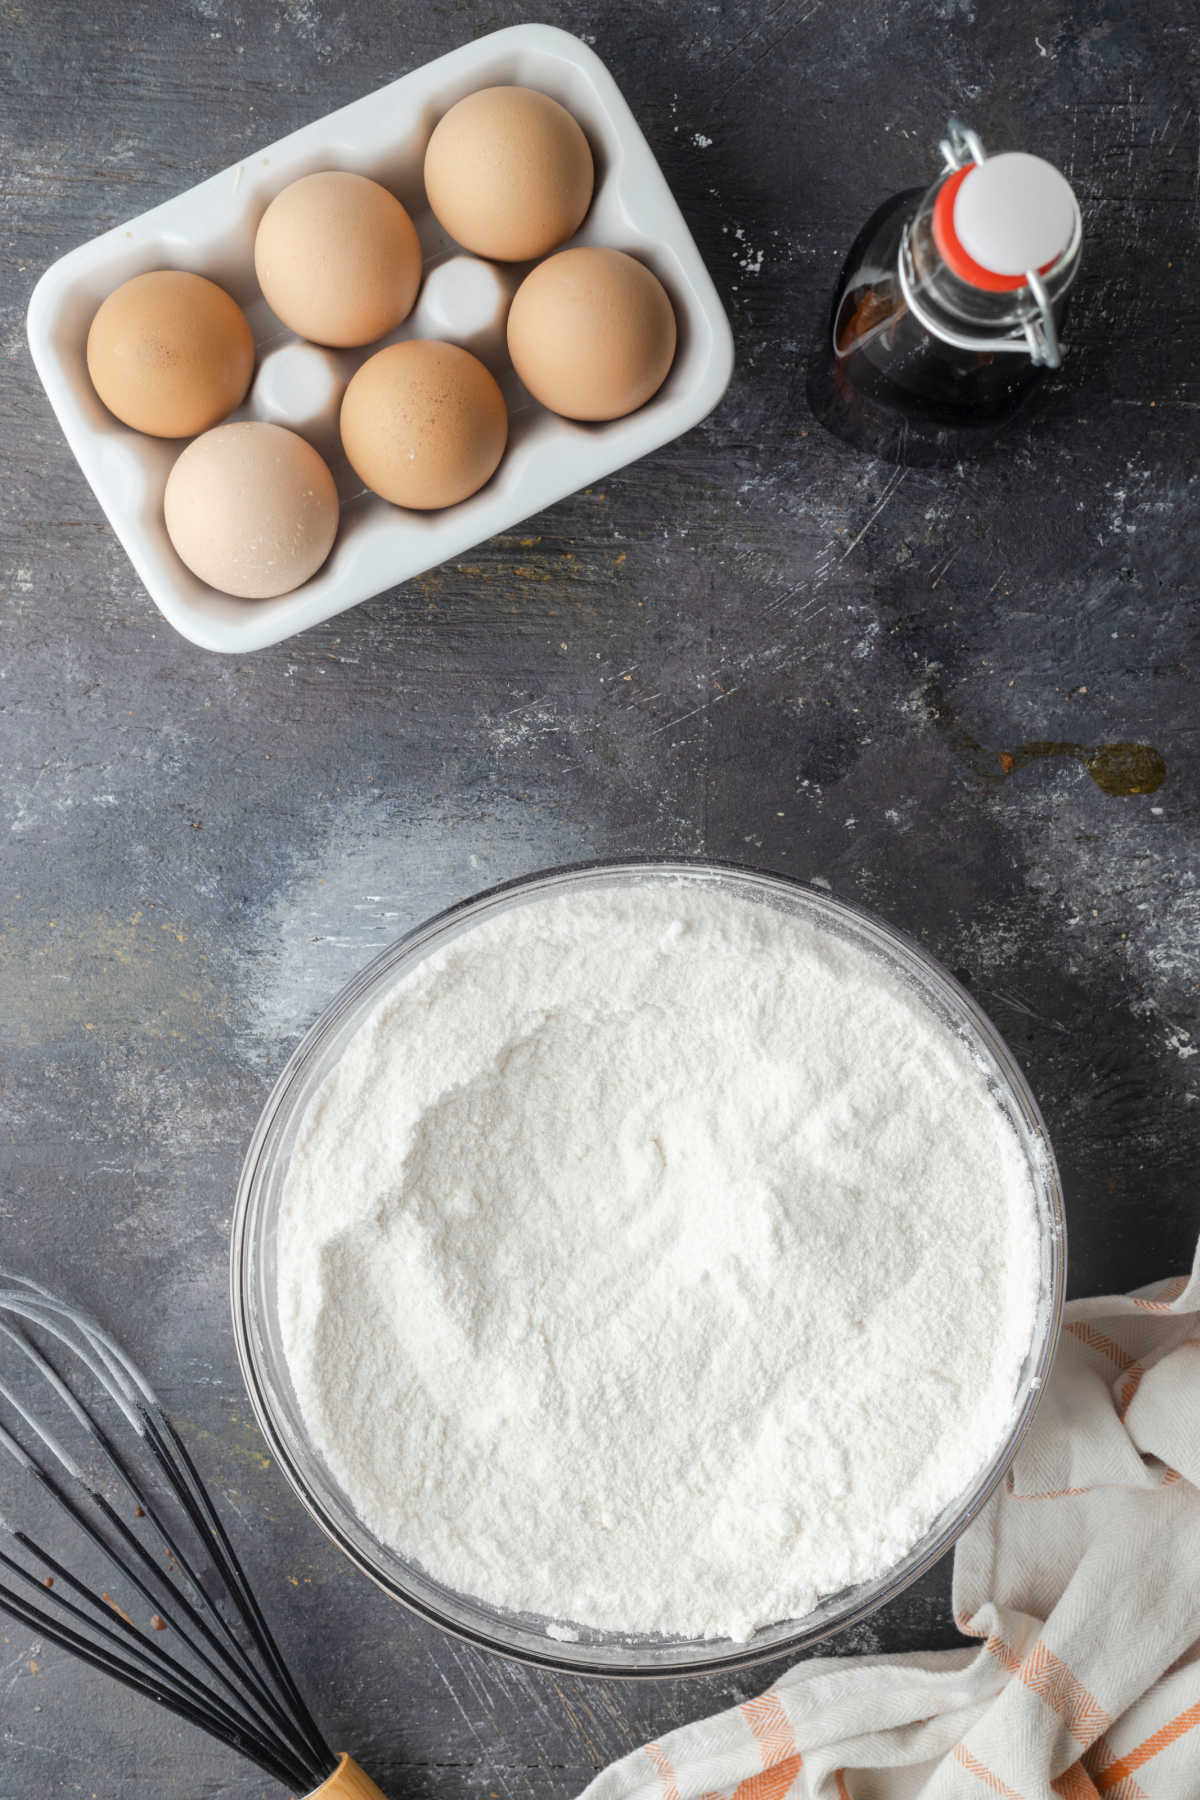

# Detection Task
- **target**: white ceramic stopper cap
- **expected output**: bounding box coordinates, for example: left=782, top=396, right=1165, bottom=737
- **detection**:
left=953, top=151, right=1077, bottom=275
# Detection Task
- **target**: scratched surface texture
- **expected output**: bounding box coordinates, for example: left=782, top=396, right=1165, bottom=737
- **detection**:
left=1, top=0, right=1198, bottom=1795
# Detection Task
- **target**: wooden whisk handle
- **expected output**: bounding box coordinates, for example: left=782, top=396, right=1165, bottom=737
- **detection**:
left=306, top=1752, right=391, bottom=1798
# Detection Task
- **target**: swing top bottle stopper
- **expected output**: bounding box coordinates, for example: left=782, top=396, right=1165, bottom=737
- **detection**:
left=807, top=119, right=1083, bottom=466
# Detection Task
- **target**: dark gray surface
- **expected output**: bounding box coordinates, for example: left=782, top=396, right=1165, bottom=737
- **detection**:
left=1, top=1, right=1198, bottom=1795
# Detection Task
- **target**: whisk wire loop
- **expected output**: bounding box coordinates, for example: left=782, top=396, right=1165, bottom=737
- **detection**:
left=0, top=1273, right=341, bottom=1797
left=0, top=1534, right=311, bottom=1786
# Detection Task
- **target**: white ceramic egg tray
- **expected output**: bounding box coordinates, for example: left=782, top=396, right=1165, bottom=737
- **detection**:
left=26, top=24, right=734, bottom=653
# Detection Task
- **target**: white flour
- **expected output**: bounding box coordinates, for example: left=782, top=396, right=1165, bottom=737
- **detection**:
left=277, top=879, right=1041, bottom=1641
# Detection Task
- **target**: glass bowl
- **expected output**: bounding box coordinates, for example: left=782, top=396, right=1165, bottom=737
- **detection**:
left=231, top=858, right=1065, bottom=1677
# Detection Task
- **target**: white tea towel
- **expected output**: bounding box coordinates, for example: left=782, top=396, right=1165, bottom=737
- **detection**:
left=579, top=1245, right=1200, bottom=1800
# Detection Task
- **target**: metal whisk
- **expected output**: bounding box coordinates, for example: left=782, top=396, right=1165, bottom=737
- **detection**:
left=0, top=1273, right=387, bottom=1800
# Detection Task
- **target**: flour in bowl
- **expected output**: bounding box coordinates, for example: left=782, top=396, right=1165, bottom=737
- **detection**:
left=276, top=877, right=1042, bottom=1641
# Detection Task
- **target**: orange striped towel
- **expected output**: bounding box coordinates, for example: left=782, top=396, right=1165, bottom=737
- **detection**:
left=579, top=1247, right=1200, bottom=1800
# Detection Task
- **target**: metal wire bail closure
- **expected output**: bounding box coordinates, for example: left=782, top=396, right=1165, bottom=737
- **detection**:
left=902, top=119, right=1064, bottom=369
left=939, top=117, right=986, bottom=174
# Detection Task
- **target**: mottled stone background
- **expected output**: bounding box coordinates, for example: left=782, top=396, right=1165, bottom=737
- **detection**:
left=1, top=0, right=1197, bottom=1794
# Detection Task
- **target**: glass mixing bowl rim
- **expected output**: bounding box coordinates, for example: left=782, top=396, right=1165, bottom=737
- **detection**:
left=230, top=854, right=1066, bottom=1678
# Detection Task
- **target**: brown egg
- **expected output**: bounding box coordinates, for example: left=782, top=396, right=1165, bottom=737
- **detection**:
left=86, top=270, right=254, bottom=438
left=255, top=171, right=422, bottom=347
left=507, top=248, right=677, bottom=422
left=164, top=421, right=339, bottom=599
left=340, top=340, right=508, bottom=510
left=424, top=86, right=593, bottom=262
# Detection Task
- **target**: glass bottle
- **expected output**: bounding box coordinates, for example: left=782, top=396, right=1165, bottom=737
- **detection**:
left=807, top=121, right=1083, bottom=466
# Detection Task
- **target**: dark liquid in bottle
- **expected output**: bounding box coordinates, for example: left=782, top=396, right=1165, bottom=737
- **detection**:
left=807, top=189, right=1051, bottom=467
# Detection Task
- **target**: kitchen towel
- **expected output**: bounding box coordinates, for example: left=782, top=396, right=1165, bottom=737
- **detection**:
left=578, top=1245, right=1200, bottom=1800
